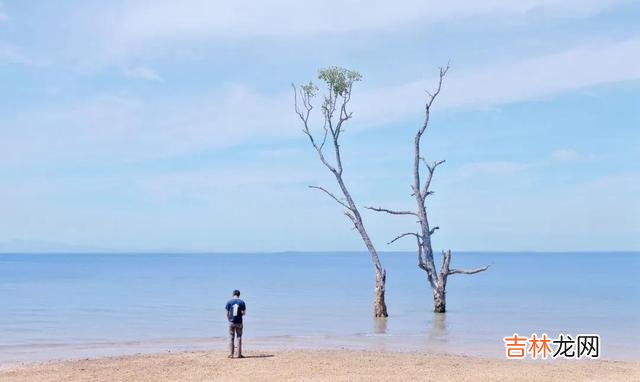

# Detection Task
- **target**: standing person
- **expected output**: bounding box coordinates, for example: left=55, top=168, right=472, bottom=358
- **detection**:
left=225, top=290, right=246, bottom=358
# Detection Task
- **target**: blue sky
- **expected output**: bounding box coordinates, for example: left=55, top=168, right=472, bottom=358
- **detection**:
left=0, top=0, right=638, bottom=252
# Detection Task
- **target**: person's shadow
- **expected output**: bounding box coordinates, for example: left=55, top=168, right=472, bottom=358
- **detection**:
left=237, top=354, right=274, bottom=359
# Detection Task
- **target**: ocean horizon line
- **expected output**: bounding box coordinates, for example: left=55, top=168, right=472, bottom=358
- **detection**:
left=0, top=250, right=638, bottom=255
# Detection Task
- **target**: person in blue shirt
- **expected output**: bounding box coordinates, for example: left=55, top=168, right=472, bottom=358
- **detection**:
left=225, top=289, right=246, bottom=358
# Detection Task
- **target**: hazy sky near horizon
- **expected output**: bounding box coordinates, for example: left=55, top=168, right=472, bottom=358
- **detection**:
left=0, top=1, right=638, bottom=252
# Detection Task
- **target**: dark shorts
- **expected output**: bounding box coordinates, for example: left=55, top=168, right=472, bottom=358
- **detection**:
left=229, top=323, right=243, bottom=337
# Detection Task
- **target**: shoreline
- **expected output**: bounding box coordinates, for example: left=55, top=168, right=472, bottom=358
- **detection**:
left=1, top=349, right=638, bottom=381
left=3, top=333, right=638, bottom=368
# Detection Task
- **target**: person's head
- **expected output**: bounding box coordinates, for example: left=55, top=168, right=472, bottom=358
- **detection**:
left=232, top=290, right=241, bottom=298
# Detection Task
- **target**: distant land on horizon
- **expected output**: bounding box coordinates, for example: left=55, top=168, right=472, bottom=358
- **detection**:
left=0, top=239, right=112, bottom=254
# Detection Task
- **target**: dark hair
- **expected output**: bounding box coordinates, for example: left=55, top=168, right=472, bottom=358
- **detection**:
left=233, top=290, right=241, bottom=297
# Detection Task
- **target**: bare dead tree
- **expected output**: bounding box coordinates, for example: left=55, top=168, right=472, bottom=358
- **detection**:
left=367, top=64, right=489, bottom=313
left=292, top=67, right=388, bottom=317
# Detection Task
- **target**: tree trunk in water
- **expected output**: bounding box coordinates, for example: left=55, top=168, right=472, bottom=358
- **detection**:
left=433, top=285, right=446, bottom=313
left=294, top=73, right=392, bottom=318
left=374, top=270, right=388, bottom=317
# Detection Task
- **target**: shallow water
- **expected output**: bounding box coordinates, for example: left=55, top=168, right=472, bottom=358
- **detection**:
left=0, top=252, right=638, bottom=363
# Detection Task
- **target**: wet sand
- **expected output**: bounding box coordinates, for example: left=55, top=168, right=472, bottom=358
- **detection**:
left=1, top=349, right=638, bottom=381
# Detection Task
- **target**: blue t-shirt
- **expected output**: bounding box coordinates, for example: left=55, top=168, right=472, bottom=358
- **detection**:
left=225, top=298, right=246, bottom=324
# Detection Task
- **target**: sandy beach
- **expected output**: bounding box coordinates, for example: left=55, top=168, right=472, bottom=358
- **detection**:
left=1, top=350, right=638, bottom=382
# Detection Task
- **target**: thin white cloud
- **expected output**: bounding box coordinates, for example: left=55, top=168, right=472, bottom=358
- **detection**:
left=0, top=43, right=17, bottom=62
left=0, top=1, right=7, bottom=23
left=123, top=66, right=163, bottom=81
left=0, top=85, right=295, bottom=167
left=355, top=38, right=640, bottom=125
left=433, top=171, right=640, bottom=251
left=255, top=147, right=303, bottom=160
left=443, top=38, right=640, bottom=108
left=451, top=148, right=601, bottom=182
left=0, top=43, right=34, bottom=65
left=2, top=38, right=637, bottom=168
left=51, top=0, right=625, bottom=69
left=550, top=149, right=597, bottom=164
left=133, top=166, right=313, bottom=203
left=111, top=0, right=620, bottom=46
left=454, top=161, right=530, bottom=180
left=0, top=94, right=143, bottom=166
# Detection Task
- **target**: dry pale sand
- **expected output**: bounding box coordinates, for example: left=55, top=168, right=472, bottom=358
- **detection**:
left=1, top=350, right=638, bottom=382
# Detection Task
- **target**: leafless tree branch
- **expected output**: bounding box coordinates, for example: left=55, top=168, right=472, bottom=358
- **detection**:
left=448, top=265, right=491, bottom=276
left=308, top=185, right=352, bottom=211
left=365, top=206, right=417, bottom=216
left=439, top=250, right=452, bottom=279
left=293, top=84, right=336, bottom=174
left=421, top=159, right=446, bottom=200
left=387, top=232, right=419, bottom=245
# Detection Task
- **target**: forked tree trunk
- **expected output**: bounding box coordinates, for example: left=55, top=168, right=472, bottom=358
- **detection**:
left=366, top=64, right=489, bottom=314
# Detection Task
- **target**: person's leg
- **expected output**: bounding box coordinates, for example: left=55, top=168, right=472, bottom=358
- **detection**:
left=237, top=324, right=244, bottom=358
left=228, top=325, right=235, bottom=358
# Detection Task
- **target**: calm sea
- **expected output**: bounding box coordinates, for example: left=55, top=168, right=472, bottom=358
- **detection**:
left=0, top=252, right=638, bottom=364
